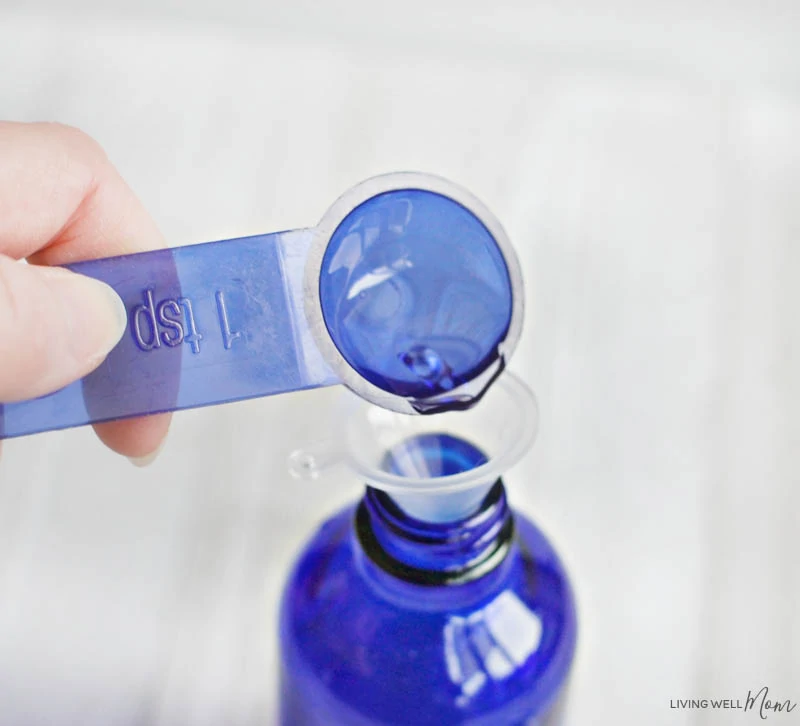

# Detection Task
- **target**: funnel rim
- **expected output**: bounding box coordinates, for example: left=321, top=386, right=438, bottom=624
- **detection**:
left=340, top=370, right=538, bottom=494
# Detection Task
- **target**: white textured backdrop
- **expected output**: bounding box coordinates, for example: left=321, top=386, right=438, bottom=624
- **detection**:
left=0, top=4, right=798, bottom=725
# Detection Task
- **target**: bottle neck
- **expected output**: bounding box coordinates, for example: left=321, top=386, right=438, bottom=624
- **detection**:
left=355, top=480, right=514, bottom=587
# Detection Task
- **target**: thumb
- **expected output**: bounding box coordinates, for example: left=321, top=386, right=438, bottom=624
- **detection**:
left=0, top=254, right=127, bottom=402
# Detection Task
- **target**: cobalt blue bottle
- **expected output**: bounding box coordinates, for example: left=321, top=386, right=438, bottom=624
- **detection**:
left=279, top=421, right=577, bottom=725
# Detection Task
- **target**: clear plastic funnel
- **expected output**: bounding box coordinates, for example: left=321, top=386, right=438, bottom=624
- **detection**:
left=289, top=371, right=538, bottom=522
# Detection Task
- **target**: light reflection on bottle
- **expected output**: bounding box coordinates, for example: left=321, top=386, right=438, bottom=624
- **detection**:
left=444, top=590, right=543, bottom=707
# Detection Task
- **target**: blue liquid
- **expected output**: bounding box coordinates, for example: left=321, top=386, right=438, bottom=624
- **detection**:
left=381, top=432, right=489, bottom=479
left=319, top=190, right=513, bottom=408
left=279, top=435, right=577, bottom=725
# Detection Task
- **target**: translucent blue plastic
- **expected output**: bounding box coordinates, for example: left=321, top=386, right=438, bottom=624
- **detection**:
left=0, top=182, right=518, bottom=438
left=0, top=230, right=337, bottom=439
left=279, top=437, right=577, bottom=725
left=319, top=190, right=512, bottom=401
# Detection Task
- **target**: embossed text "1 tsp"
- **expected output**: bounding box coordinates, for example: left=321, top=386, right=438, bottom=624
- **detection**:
left=130, top=289, right=242, bottom=354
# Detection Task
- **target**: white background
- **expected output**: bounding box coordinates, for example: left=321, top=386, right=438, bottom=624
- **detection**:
left=0, top=2, right=798, bottom=724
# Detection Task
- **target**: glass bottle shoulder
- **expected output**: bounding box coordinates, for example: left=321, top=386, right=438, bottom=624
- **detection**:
left=279, top=503, right=577, bottom=725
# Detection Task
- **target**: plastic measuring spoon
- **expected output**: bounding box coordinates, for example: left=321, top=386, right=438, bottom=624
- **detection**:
left=0, top=173, right=523, bottom=439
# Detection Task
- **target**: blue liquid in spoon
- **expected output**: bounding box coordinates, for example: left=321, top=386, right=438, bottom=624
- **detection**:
left=319, top=189, right=513, bottom=413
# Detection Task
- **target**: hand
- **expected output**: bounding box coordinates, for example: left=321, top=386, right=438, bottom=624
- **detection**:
left=0, top=121, right=170, bottom=462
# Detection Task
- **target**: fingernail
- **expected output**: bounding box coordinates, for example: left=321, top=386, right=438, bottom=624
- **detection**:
left=41, top=266, right=128, bottom=366
left=128, top=438, right=166, bottom=468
